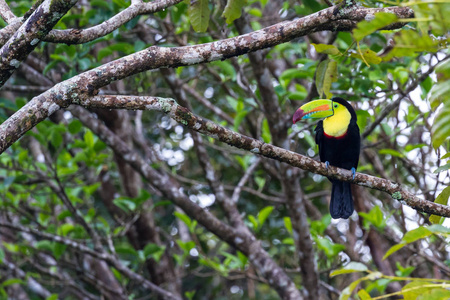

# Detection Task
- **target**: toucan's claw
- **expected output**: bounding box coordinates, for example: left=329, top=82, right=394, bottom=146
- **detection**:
left=351, top=167, right=356, bottom=180
left=325, top=161, right=330, bottom=169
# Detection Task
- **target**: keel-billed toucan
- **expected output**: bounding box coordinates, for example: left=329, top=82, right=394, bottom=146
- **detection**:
left=293, top=97, right=360, bottom=219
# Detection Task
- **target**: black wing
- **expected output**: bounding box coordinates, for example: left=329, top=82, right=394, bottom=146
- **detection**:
left=347, top=119, right=361, bottom=169
left=314, top=120, right=327, bottom=163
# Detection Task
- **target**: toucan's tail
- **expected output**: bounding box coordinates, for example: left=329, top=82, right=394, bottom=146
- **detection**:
left=330, top=180, right=354, bottom=219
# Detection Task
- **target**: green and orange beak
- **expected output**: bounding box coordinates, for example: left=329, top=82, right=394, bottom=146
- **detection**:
left=293, top=99, right=335, bottom=124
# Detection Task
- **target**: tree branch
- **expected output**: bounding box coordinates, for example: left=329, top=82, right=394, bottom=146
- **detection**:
left=0, top=220, right=180, bottom=300
left=69, top=105, right=303, bottom=299
left=0, top=0, right=77, bottom=86
left=44, top=0, right=184, bottom=44
left=0, top=0, right=16, bottom=23
left=0, top=4, right=413, bottom=154
left=77, top=95, right=450, bottom=218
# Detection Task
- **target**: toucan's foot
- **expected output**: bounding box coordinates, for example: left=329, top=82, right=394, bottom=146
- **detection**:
left=351, top=167, right=356, bottom=180
left=325, top=161, right=330, bottom=169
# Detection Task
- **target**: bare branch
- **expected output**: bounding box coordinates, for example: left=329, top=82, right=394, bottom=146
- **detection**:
left=78, top=95, right=450, bottom=218
left=44, top=0, right=184, bottom=44
left=0, top=5, right=414, bottom=155
left=1, top=259, right=53, bottom=299
left=0, top=0, right=17, bottom=23
left=231, top=158, right=261, bottom=203
left=0, top=220, right=181, bottom=300
left=0, top=0, right=78, bottom=87
left=69, top=105, right=303, bottom=299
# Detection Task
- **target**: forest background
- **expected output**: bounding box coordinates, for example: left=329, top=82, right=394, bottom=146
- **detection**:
left=0, top=0, right=449, bottom=299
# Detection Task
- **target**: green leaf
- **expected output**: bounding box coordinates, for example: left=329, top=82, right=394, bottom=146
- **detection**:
left=402, top=226, right=432, bottom=243
left=359, top=205, right=385, bottom=229
left=113, top=198, right=136, bottom=212
left=174, top=211, right=192, bottom=228
left=330, top=262, right=368, bottom=277
left=378, top=149, right=404, bottom=158
left=237, top=251, right=248, bottom=270
left=0, top=247, right=4, bottom=263
left=357, top=289, right=372, bottom=300
left=257, top=206, right=274, bottom=229
left=417, top=287, right=450, bottom=300
left=351, top=49, right=381, bottom=65
left=68, top=120, right=83, bottom=134
left=97, top=48, right=112, bottom=61
left=43, top=60, right=59, bottom=75
left=45, top=294, right=59, bottom=300
left=430, top=186, right=450, bottom=224
left=84, top=131, right=95, bottom=148
left=115, top=243, right=139, bottom=256
left=316, top=59, right=337, bottom=98
left=248, top=215, right=258, bottom=230
left=353, top=12, right=398, bottom=41
left=405, top=144, right=426, bottom=152
left=211, top=61, right=236, bottom=80
left=53, top=242, right=67, bottom=259
left=340, top=277, right=365, bottom=300
left=356, top=110, right=370, bottom=132
left=283, top=217, right=293, bottom=235
left=248, top=8, right=262, bottom=17
left=188, top=0, right=210, bottom=32
left=261, top=118, right=272, bottom=143
left=282, top=237, right=294, bottom=245
left=178, top=240, right=195, bottom=253
left=234, top=110, right=248, bottom=132
left=222, top=0, right=245, bottom=24
left=392, top=67, right=409, bottom=85
left=50, top=54, right=70, bottom=65
left=430, top=59, right=450, bottom=109
left=35, top=240, right=53, bottom=252
left=185, top=291, right=196, bottom=300
left=434, top=163, right=450, bottom=174
left=287, top=91, right=307, bottom=101
left=59, top=223, right=75, bottom=236
left=383, top=242, right=406, bottom=260
left=315, top=236, right=345, bottom=258
left=395, top=262, right=416, bottom=277
left=143, top=243, right=166, bottom=262
left=402, top=281, right=434, bottom=300
left=428, top=224, right=450, bottom=235
left=50, top=130, right=63, bottom=148
left=1, top=278, right=24, bottom=287
left=78, top=58, right=91, bottom=71
left=432, top=104, right=450, bottom=148
left=311, top=43, right=341, bottom=55
left=2, top=242, right=19, bottom=253
left=441, top=152, right=450, bottom=160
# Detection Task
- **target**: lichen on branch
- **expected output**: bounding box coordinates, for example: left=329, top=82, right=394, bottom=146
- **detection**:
left=79, top=95, right=450, bottom=219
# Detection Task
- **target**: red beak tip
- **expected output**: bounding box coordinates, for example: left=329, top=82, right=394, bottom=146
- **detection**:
left=293, top=109, right=304, bottom=124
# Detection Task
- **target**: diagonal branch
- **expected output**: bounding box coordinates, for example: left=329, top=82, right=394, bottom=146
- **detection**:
left=69, top=105, right=303, bottom=299
left=0, top=0, right=16, bottom=23
left=0, top=220, right=181, bottom=300
left=0, top=0, right=78, bottom=86
left=44, top=0, right=184, bottom=44
left=77, top=95, right=450, bottom=218
left=0, top=4, right=414, bottom=155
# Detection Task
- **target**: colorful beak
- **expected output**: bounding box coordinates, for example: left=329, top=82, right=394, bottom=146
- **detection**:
left=293, top=99, right=334, bottom=124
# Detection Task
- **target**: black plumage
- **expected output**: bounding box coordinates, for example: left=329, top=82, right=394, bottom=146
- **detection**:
left=314, top=97, right=361, bottom=219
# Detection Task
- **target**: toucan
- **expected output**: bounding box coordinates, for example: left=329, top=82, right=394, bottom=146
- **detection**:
left=293, top=97, right=360, bottom=219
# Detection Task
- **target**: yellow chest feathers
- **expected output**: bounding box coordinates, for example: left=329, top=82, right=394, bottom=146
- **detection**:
left=323, top=108, right=351, bottom=137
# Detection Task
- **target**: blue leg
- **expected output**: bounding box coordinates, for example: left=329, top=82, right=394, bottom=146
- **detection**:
left=325, top=161, right=330, bottom=169
left=351, top=167, right=356, bottom=180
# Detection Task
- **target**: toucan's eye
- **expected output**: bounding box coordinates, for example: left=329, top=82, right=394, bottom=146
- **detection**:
left=334, top=104, right=338, bottom=108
